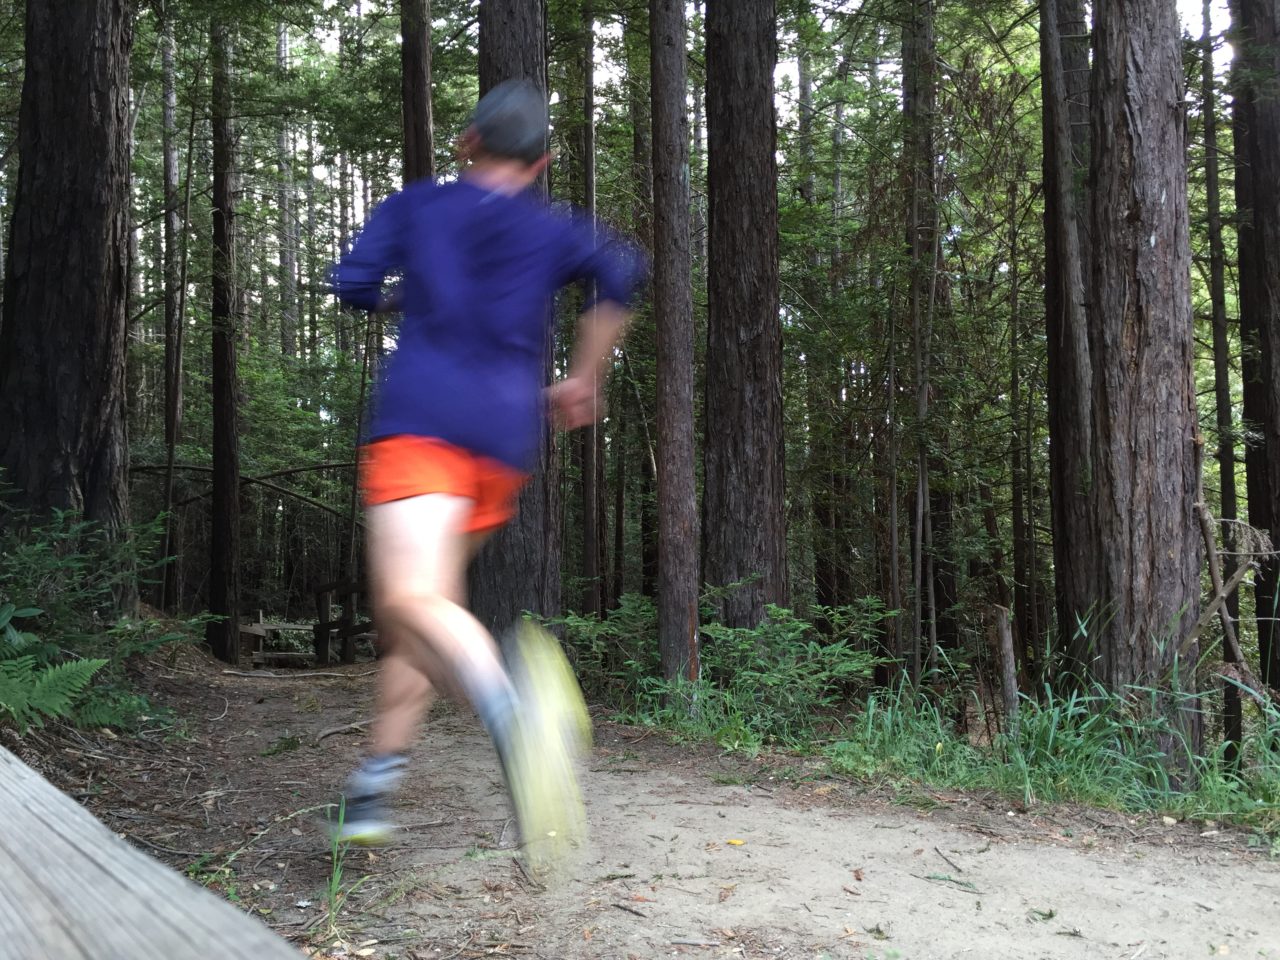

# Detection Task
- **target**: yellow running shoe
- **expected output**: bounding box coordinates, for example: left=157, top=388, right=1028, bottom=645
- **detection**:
left=502, top=622, right=593, bottom=877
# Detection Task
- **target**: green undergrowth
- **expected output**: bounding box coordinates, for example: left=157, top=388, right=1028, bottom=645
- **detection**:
left=0, top=507, right=205, bottom=733
left=556, top=595, right=1280, bottom=836
left=825, top=676, right=1280, bottom=833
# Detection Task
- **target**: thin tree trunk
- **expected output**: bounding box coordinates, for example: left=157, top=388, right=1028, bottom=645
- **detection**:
left=580, top=3, right=602, bottom=618
left=401, top=0, right=434, bottom=182
left=703, top=0, right=786, bottom=628
left=611, top=387, right=625, bottom=607
left=278, top=23, right=298, bottom=358
left=690, top=0, right=705, bottom=265
left=904, top=0, right=937, bottom=681
left=161, top=15, right=184, bottom=610
left=208, top=18, right=241, bottom=664
left=1040, top=0, right=1097, bottom=676
left=1010, top=175, right=1033, bottom=661
left=1202, top=0, right=1242, bottom=756
left=651, top=0, right=699, bottom=681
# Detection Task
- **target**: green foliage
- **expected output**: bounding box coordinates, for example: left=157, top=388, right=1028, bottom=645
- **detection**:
left=0, top=511, right=199, bottom=733
left=0, top=653, right=107, bottom=732
left=557, top=597, right=881, bottom=752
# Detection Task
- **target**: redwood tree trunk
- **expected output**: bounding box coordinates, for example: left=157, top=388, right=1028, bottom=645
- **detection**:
left=651, top=0, right=699, bottom=681
left=1087, top=0, right=1201, bottom=721
left=469, top=0, right=561, bottom=638
left=1040, top=0, right=1097, bottom=675
left=207, top=19, right=242, bottom=664
left=1237, top=0, right=1280, bottom=692
left=703, top=0, right=786, bottom=627
left=401, top=0, right=433, bottom=182
left=0, top=0, right=133, bottom=544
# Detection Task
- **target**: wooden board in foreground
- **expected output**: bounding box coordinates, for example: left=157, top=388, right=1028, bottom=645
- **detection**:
left=0, top=745, right=302, bottom=960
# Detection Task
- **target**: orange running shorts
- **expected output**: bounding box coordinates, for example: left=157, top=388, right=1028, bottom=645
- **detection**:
left=359, top=435, right=528, bottom=533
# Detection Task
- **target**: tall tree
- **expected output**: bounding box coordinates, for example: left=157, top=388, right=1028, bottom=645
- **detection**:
left=579, top=2, right=602, bottom=617
left=1040, top=0, right=1097, bottom=675
left=1087, top=0, right=1201, bottom=717
left=278, top=23, right=299, bottom=357
left=651, top=0, right=699, bottom=681
left=903, top=0, right=938, bottom=678
left=160, top=11, right=183, bottom=610
left=1236, top=0, right=1280, bottom=692
left=703, top=0, right=786, bottom=628
left=207, top=18, right=241, bottom=663
left=0, top=0, right=133, bottom=544
left=469, top=0, right=562, bottom=638
left=401, top=0, right=433, bottom=181
left=1202, top=0, right=1242, bottom=753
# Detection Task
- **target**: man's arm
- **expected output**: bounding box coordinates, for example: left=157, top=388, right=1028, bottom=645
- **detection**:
left=330, top=192, right=405, bottom=312
left=548, top=301, right=630, bottom=429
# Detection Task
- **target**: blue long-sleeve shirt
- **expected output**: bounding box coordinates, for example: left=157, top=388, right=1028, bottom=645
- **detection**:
left=332, top=178, right=646, bottom=470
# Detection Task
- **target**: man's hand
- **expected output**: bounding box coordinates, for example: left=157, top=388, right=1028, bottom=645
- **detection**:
left=547, top=375, right=604, bottom=430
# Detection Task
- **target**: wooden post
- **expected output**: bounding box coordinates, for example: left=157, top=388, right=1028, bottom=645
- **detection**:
left=993, top=605, right=1019, bottom=727
left=314, top=586, right=333, bottom=665
left=341, top=585, right=358, bottom=664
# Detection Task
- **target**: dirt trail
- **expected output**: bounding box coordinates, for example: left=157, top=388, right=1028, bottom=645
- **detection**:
left=37, top=656, right=1280, bottom=960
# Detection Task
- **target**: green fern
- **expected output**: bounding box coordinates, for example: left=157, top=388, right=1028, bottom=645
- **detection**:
left=0, top=656, right=106, bottom=732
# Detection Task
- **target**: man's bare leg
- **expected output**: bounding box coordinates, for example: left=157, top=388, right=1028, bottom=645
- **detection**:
left=370, top=519, right=494, bottom=756
left=337, top=495, right=517, bottom=843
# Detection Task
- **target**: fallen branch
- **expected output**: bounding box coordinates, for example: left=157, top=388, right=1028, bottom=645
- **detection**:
left=222, top=669, right=377, bottom=680
left=315, top=720, right=368, bottom=744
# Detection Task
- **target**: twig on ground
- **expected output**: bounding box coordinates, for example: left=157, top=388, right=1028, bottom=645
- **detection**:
left=222, top=669, right=378, bottom=679
left=934, top=846, right=964, bottom=873
left=670, top=939, right=722, bottom=948
left=911, top=873, right=982, bottom=895
left=315, top=720, right=368, bottom=744
left=613, top=903, right=647, bottom=918
left=206, top=697, right=229, bottom=722
left=124, top=833, right=204, bottom=858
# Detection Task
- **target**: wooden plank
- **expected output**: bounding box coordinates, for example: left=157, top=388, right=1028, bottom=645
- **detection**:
left=0, top=747, right=302, bottom=959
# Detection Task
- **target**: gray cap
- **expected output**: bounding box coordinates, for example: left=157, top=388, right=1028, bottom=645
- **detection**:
left=470, top=79, right=549, bottom=164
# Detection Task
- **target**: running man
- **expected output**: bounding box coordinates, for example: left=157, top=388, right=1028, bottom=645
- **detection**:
left=329, top=79, right=645, bottom=870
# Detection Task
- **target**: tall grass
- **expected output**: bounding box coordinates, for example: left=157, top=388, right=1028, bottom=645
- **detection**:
left=557, top=596, right=1280, bottom=830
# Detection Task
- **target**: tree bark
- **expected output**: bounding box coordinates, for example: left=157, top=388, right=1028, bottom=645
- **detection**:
left=277, top=23, right=298, bottom=358
left=1202, top=0, right=1242, bottom=756
left=903, top=0, right=937, bottom=680
left=160, top=13, right=184, bottom=610
left=207, top=19, right=241, bottom=664
left=1040, top=0, right=1097, bottom=676
left=703, top=0, right=786, bottom=628
left=401, top=0, right=433, bottom=182
left=469, top=0, right=561, bottom=638
left=1229, top=0, right=1276, bottom=695
left=1237, top=0, right=1280, bottom=693
left=580, top=2, right=602, bottom=618
left=0, top=0, right=133, bottom=551
left=1087, top=0, right=1201, bottom=732
left=651, top=0, right=699, bottom=681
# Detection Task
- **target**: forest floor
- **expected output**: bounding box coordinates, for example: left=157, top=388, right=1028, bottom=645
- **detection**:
left=16, top=646, right=1280, bottom=960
